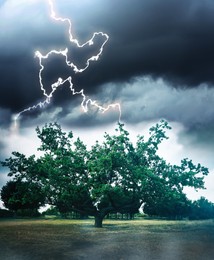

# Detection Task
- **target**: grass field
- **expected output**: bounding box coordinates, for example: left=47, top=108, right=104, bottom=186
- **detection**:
left=0, top=218, right=214, bottom=259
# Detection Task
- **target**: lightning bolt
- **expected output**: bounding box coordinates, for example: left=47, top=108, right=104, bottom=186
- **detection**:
left=13, top=0, right=121, bottom=126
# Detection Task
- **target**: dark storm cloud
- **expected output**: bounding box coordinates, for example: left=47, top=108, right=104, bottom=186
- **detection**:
left=2, top=0, right=214, bottom=124
left=0, top=108, right=11, bottom=127
left=86, top=0, right=214, bottom=87
left=57, top=0, right=214, bottom=88
left=0, top=52, right=42, bottom=110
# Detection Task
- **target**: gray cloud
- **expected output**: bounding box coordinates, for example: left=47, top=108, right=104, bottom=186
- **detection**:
left=114, top=77, right=214, bottom=153
left=117, top=77, right=214, bottom=123
left=0, top=108, right=12, bottom=127
left=17, top=76, right=214, bottom=148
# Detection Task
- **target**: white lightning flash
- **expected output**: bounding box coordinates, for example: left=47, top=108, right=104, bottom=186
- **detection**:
left=13, top=0, right=121, bottom=126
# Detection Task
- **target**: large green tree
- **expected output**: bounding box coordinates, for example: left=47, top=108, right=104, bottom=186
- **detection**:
left=1, top=121, right=209, bottom=227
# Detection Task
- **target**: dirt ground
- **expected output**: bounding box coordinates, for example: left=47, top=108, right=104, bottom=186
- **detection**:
left=0, top=218, right=214, bottom=260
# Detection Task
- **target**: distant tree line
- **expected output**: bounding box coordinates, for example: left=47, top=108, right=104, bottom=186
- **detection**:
left=144, top=196, right=214, bottom=220
left=0, top=121, right=213, bottom=226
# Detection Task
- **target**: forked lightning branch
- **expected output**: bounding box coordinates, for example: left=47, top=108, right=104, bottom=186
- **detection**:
left=14, top=0, right=121, bottom=124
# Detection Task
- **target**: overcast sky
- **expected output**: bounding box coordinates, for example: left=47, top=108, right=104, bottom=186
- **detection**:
left=0, top=0, right=214, bottom=204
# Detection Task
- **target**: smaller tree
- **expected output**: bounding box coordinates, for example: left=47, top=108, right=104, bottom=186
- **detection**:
left=189, top=197, right=214, bottom=220
left=1, top=180, right=45, bottom=216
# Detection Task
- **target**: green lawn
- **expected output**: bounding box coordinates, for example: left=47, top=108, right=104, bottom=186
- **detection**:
left=0, top=218, right=214, bottom=259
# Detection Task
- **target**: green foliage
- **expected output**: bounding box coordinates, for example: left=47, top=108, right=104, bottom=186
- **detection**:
left=1, top=180, right=45, bottom=213
left=0, top=120, right=210, bottom=226
left=189, top=197, right=214, bottom=220
left=143, top=189, right=190, bottom=219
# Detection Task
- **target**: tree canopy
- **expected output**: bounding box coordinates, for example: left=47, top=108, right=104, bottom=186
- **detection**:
left=1, top=120, right=209, bottom=227
left=1, top=180, right=45, bottom=216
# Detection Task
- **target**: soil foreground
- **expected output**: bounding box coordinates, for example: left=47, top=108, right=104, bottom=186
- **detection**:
left=0, top=218, right=214, bottom=260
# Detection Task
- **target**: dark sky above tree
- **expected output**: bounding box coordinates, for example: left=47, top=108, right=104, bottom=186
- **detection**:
left=0, top=0, right=214, bottom=201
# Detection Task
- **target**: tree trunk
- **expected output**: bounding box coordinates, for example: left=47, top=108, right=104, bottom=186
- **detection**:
left=94, top=215, right=104, bottom=228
